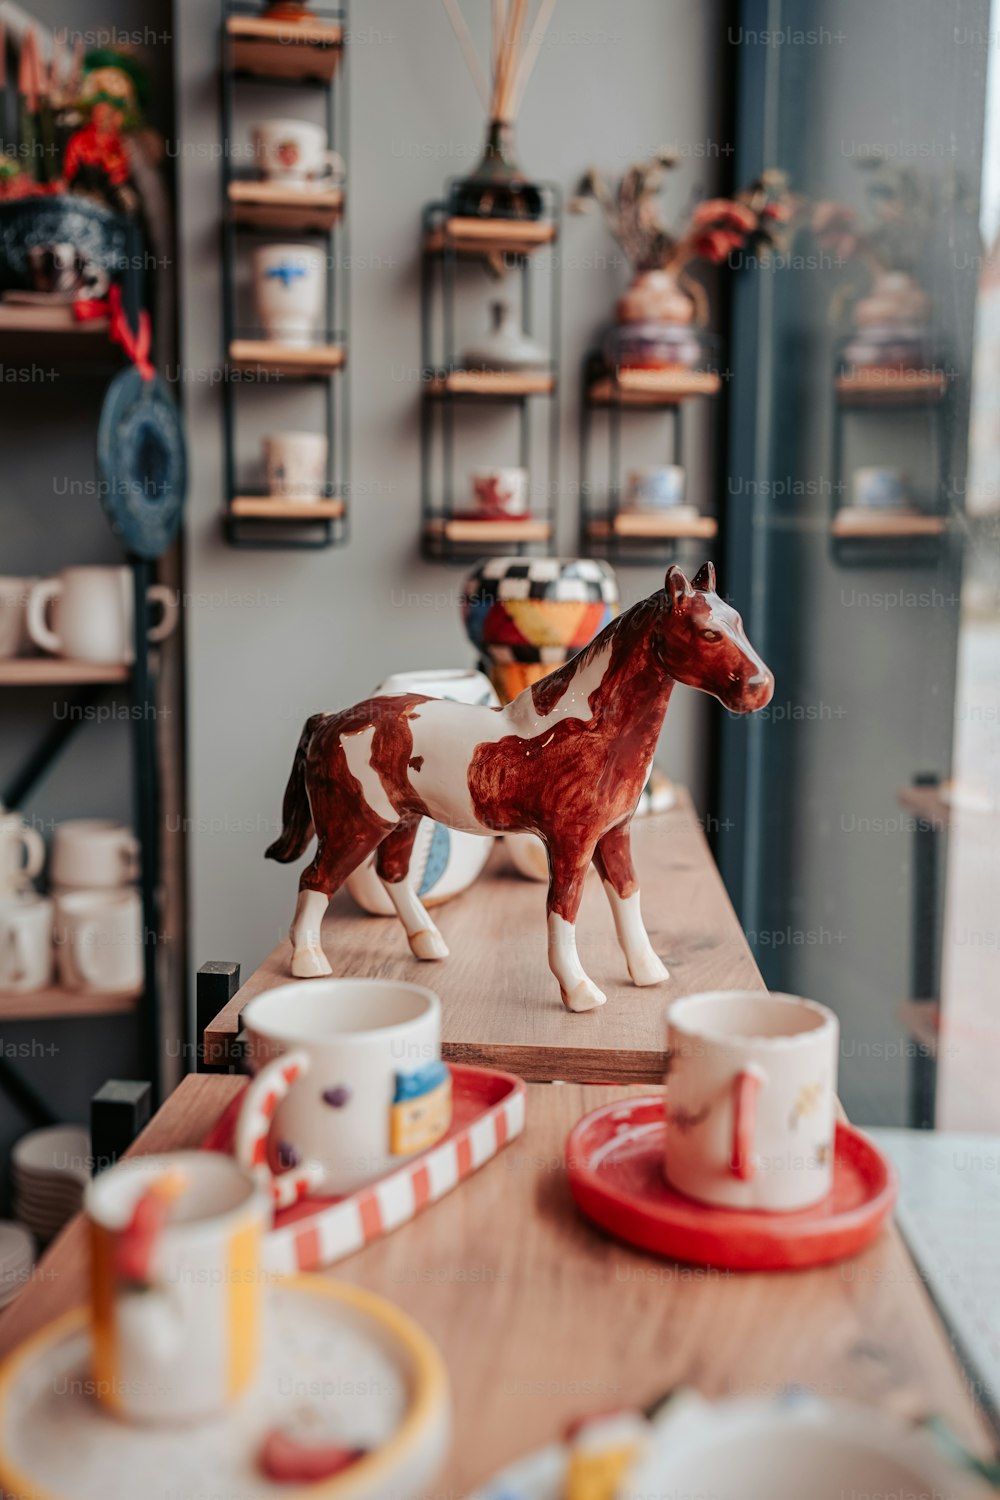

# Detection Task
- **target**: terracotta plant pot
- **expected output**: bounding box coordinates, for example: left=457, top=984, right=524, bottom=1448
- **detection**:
left=616, top=268, right=697, bottom=326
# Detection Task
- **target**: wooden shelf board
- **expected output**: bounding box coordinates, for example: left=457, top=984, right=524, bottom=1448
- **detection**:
left=228, top=340, right=345, bottom=377
left=589, top=368, right=722, bottom=405
left=226, top=14, right=343, bottom=80
left=0, top=984, right=140, bottom=1021
left=428, top=370, right=554, bottom=398
left=228, top=181, right=343, bottom=231
left=0, top=658, right=130, bottom=686
left=836, top=368, right=950, bottom=403
left=424, top=217, right=557, bottom=258
left=587, top=512, right=718, bottom=541
left=203, top=793, right=765, bottom=1080
left=425, top=516, right=552, bottom=544
left=831, top=510, right=947, bottom=539
left=230, top=496, right=344, bottom=520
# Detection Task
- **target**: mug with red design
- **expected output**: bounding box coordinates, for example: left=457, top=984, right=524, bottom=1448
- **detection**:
left=236, top=979, right=452, bottom=1206
left=663, top=991, right=838, bottom=1212
left=252, top=118, right=345, bottom=187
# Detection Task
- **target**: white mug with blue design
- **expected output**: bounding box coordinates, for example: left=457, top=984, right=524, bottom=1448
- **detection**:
left=237, top=979, right=452, bottom=1205
left=252, top=243, right=325, bottom=347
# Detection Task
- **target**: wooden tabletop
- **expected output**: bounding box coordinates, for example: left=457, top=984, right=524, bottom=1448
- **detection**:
left=203, top=791, right=765, bottom=1084
left=0, top=1074, right=991, bottom=1495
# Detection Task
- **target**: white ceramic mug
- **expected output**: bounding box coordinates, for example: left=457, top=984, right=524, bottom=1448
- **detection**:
left=263, top=431, right=328, bottom=499
left=54, top=889, right=143, bottom=994
left=664, top=990, right=838, bottom=1212
left=27, top=567, right=178, bottom=665
left=252, top=243, right=325, bottom=347
left=51, top=820, right=140, bottom=890
left=471, top=467, right=529, bottom=517
left=0, top=896, right=53, bottom=993
left=86, top=1151, right=269, bottom=1424
left=238, top=980, right=452, bottom=1203
left=625, top=464, right=687, bottom=512
left=252, top=117, right=345, bottom=186
left=0, top=576, right=37, bottom=658
left=0, top=807, right=45, bottom=899
left=852, top=466, right=911, bottom=511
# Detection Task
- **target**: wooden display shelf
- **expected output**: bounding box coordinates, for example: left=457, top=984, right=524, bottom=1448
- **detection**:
left=836, top=368, right=950, bottom=403
left=0, top=658, right=130, bottom=686
left=230, top=496, right=344, bottom=520
left=0, top=301, right=116, bottom=362
left=228, top=180, right=343, bottom=231
left=204, top=792, right=764, bottom=1080
left=0, top=984, right=140, bottom=1022
left=831, top=510, right=948, bottom=540
left=1, top=1071, right=991, bottom=1494
left=225, top=13, right=343, bottom=81
left=424, top=516, right=552, bottom=545
left=586, top=512, right=718, bottom=542
left=589, top=367, right=722, bottom=405
left=424, top=216, right=557, bottom=258
left=227, top=340, right=345, bottom=377
left=427, top=370, right=555, bottom=398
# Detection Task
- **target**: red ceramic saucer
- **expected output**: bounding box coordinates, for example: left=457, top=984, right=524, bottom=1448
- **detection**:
left=566, top=1097, right=897, bottom=1271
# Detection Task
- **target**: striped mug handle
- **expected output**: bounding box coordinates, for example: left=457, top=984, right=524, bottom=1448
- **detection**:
left=234, top=1051, right=326, bottom=1210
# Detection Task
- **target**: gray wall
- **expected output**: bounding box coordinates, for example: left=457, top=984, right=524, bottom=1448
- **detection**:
left=176, top=0, right=726, bottom=983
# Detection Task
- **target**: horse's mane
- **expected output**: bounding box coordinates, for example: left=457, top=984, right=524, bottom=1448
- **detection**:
left=529, top=590, right=667, bottom=717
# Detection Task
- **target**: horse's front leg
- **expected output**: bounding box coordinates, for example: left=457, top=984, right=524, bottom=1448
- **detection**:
left=546, top=840, right=604, bottom=1012
left=376, top=818, right=450, bottom=961
left=593, top=821, right=669, bottom=987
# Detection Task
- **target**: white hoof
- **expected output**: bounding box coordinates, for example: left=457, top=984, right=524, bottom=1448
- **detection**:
left=408, top=927, right=450, bottom=961
left=290, top=945, right=333, bottom=979
left=629, top=951, right=670, bottom=987
left=562, top=978, right=607, bottom=1013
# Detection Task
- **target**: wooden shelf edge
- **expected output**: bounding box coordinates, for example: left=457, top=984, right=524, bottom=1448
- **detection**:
left=425, top=517, right=552, bottom=544
left=230, top=497, right=344, bottom=519
left=831, top=512, right=948, bottom=539
left=0, top=659, right=131, bottom=686
left=428, top=371, right=555, bottom=398
left=228, top=340, right=345, bottom=376
left=424, top=217, right=557, bottom=257
left=836, top=369, right=950, bottom=403
left=0, top=985, right=141, bottom=1021
left=586, top=514, right=718, bottom=541
left=226, top=14, right=343, bottom=45
left=589, top=370, right=722, bottom=405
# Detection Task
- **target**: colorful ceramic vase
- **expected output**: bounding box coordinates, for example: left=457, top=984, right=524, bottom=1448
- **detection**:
left=268, top=564, right=774, bottom=1014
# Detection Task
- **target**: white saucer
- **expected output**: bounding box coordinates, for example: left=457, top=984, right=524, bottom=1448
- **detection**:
left=0, top=1276, right=450, bottom=1500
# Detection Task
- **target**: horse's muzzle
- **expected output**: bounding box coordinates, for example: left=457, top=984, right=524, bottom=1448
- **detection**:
left=737, top=669, right=775, bottom=713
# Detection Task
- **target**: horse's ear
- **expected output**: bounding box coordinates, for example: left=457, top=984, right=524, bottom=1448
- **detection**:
left=664, top=565, right=690, bottom=609
left=692, top=561, right=716, bottom=593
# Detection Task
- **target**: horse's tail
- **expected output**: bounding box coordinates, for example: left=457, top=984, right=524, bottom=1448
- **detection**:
left=265, top=714, right=324, bottom=863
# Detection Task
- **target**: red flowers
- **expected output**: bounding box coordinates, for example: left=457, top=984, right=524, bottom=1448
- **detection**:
left=688, top=200, right=759, bottom=264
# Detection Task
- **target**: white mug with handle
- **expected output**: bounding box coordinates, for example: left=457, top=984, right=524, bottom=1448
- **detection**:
left=237, top=979, right=452, bottom=1207
left=54, top=889, right=143, bottom=994
left=51, top=820, right=140, bottom=890
left=28, top=567, right=178, bottom=664
left=0, top=806, right=45, bottom=898
left=0, top=896, right=54, bottom=993
left=664, top=990, right=839, bottom=1212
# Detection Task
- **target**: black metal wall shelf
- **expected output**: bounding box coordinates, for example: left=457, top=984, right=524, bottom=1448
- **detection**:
left=220, top=0, right=349, bottom=550
left=829, top=364, right=954, bottom=568
left=419, top=193, right=561, bottom=564
left=579, top=352, right=721, bottom=565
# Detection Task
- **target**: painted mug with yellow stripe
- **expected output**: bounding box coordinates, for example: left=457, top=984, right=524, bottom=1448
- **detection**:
left=85, top=1150, right=269, bottom=1424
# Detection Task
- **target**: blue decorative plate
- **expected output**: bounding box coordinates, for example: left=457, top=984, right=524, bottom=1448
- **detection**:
left=96, top=366, right=187, bottom=559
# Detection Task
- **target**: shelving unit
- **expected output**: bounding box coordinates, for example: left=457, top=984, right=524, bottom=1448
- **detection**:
left=220, top=0, right=349, bottom=549
left=830, top=362, right=954, bottom=566
left=0, top=659, right=130, bottom=686
left=420, top=195, right=560, bottom=563
left=580, top=352, right=721, bottom=564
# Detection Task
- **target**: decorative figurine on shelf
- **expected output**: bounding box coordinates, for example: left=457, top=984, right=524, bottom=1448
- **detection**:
left=811, top=161, right=952, bottom=372
left=570, top=154, right=796, bottom=370
left=62, top=48, right=150, bottom=216
left=267, top=563, right=773, bottom=1013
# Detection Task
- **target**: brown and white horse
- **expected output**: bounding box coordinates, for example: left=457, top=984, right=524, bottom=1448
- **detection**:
left=267, top=562, right=773, bottom=1012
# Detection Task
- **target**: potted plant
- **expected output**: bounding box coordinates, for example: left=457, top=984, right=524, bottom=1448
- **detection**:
left=571, top=151, right=794, bottom=371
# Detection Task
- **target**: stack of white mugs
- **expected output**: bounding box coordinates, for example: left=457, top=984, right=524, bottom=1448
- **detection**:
left=0, top=807, right=143, bottom=997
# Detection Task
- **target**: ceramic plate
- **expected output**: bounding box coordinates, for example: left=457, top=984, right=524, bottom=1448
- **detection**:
left=0, top=1277, right=450, bottom=1500
left=566, top=1097, right=898, bottom=1271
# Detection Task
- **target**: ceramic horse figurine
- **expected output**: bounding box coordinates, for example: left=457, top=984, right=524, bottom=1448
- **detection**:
left=267, top=563, right=773, bottom=1012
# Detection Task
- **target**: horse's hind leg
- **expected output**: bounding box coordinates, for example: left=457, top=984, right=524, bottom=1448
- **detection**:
left=593, top=821, right=669, bottom=987
left=546, top=839, right=605, bottom=1012
left=376, top=818, right=450, bottom=961
left=290, top=821, right=390, bottom=978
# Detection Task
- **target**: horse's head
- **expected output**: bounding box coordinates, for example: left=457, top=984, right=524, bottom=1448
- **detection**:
left=657, top=563, right=774, bottom=714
